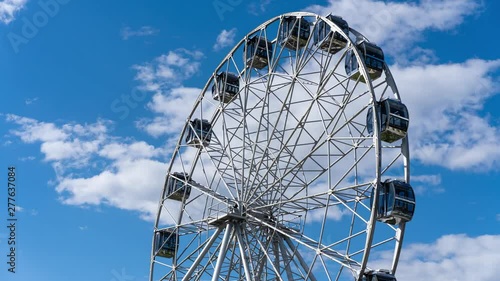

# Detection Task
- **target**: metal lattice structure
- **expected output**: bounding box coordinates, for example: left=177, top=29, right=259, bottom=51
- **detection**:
left=150, top=12, right=412, bottom=281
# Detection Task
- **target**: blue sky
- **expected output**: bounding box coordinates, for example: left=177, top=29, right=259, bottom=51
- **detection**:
left=1, top=0, right=500, bottom=280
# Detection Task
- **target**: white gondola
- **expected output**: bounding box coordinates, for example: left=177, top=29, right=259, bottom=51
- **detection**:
left=371, top=179, right=416, bottom=225
left=279, top=16, right=311, bottom=50
left=154, top=230, right=178, bottom=258
left=314, top=15, right=349, bottom=54
left=246, top=36, right=273, bottom=69
left=212, top=72, right=239, bottom=103
left=166, top=172, right=192, bottom=201
left=367, top=98, right=409, bottom=143
left=345, top=40, right=384, bottom=82
left=185, top=118, right=212, bottom=148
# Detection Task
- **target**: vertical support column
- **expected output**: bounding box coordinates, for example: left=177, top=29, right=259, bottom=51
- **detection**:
left=235, top=225, right=253, bottom=281
left=272, top=238, right=281, bottom=279
left=212, top=223, right=234, bottom=281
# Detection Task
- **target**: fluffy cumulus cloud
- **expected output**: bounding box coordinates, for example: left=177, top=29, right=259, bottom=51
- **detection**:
left=6, top=114, right=69, bottom=143
left=371, top=234, right=500, bottom=281
left=213, top=28, right=237, bottom=51
left=137, top=87, right=202, bottom=137
left=133, top=48, right=204, bottom=91
left=56, top=157, right=166, bottom=221
left=0, top=0, right=26, bottom=24
left=6, top=114, right=113, bottom=167
left=392, top=59, right=500, bottom=170
left=5, top=114, right=167, bottom=220
left=307, top=0, right=480, bottom=56
left=133, top=49, right=207, bottom=138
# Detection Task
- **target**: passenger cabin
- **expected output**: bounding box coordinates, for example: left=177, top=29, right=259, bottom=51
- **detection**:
left=154, top=230, right=178, bottom=258
left=371, top=179, right=416, bottom=225
left=166, top=172, right=192, bottom=201
left=367, top=99, right=409, bottom=143
left=363, top=270, right=397, bottom=281
left=185, top=118, right=212, bottom=148
left=212, top=72, right=239, bottom=103
left=345, top=40, right=385, bottom=82
left=314, top=15, right=349, bottom=54
left=246, top=36, right=273, bottom=69
left=279, top=16, right=311, bottom=50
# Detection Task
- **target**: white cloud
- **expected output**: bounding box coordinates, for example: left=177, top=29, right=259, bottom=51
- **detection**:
left=41, top=139, right=101, bottom=161
left=14, top=205, right=38, bottom=216
left=307, top=0, right=480, bottom=56
left=412, top=174, right=441, bottom=186
left=213, top=28, right=237, bottom=51
left=136, top=87, right=202, bottom=137
left=412, top=174, right=444, bottom=194
left=5, top=115, right=168, bottom=220
left=0, top=0, right=27, bottom=24
left=132, top=49, right=208, bottom=138
left=6, top=114, right=68, bottom=143
left=391, top=59, right=500, bottom=171
left=133, top=49, right=204, bottom=91
left=56, top=158, right=166, bottom=221
left=98, top=141, right=162, bottom=160
left=6, top=114, right=111, bottom=167
left=120, top=26, right=159, bottom=40
left=19, top=156, right=36, bottom=161
left=307, top=206, right=349, bottom=223
left=371, top=234, right=500, bottom=281
left=25, top=97, right=39, bottom=105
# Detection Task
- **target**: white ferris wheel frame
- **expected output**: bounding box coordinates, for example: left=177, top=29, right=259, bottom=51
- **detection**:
left=149, top=11, right=411, bottom=281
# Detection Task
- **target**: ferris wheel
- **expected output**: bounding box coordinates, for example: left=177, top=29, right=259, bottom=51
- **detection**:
left=149, top=12, right=416, bottom=281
